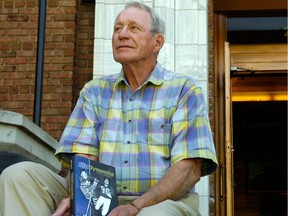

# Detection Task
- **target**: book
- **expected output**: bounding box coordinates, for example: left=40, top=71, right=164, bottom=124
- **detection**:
left=70, top=155, right=118, bottom=216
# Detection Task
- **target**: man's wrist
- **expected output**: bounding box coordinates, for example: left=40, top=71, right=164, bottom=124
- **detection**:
left=129, top=201, right=141, bottom=212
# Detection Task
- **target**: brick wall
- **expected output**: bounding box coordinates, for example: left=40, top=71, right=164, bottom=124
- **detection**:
left=74, top=0, right=94, bottom=103
left=0, top=0, right=95, bottom=140
left=208, top=0, right=216, bottom=215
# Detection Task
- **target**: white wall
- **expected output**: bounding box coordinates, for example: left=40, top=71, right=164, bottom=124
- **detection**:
left=93, top=0, right=210, bottom=215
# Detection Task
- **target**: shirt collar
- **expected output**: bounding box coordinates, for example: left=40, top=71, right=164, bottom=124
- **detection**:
left=115, top=62, right=164, bottom=89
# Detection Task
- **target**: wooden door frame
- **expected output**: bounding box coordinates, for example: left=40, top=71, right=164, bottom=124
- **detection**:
left=214, top=0, right=287, bottom=12
left=224, top=42, right=234, bottom=216
left=213, top=3, right=287, bottom=214
left=214, top=13, right=230, bottom=216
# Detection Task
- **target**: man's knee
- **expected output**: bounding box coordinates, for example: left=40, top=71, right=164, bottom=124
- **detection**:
left=138, top=200, right=187, bottom=216
left=0, top=161, right=40, bottom=184
left=138, top=199, right=194, bottom=216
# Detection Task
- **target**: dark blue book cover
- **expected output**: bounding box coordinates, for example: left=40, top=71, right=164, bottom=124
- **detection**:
left=70, top=155, right=118, bottom=216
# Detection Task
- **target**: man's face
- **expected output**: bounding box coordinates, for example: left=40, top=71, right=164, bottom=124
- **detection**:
left=112, top=7, right=159, bottom=64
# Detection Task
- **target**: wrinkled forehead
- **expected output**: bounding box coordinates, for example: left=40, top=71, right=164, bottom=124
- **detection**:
left=115, top=7, right=151, bottom=25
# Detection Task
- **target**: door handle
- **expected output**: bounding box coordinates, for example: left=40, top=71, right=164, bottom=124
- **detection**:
left=219, top=163, right=225, bottom=201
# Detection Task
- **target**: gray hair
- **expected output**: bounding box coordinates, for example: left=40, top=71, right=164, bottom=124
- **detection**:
left=122, top=1, right=165, bottom=36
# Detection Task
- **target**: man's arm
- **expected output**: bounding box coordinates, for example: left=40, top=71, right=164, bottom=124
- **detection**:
left=109, top=158, right=202, bottom=216
left=134, top=158, right=202, bottom=207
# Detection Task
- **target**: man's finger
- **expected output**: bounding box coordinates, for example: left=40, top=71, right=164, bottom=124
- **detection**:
left=52, top=197, right=70, bottom=216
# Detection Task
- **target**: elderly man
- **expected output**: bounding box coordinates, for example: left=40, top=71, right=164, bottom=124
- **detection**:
left=0, top=2, right=218, bottom=216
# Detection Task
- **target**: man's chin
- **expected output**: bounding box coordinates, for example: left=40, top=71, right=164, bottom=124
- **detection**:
left=113, top=56, right=136, bottom=64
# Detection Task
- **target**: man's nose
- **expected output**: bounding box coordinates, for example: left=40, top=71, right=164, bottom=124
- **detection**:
left=118, top=26, right=129, bottom=39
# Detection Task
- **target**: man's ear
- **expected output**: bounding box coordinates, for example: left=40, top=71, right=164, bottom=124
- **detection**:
left=154, top=33, right=164, bottom=53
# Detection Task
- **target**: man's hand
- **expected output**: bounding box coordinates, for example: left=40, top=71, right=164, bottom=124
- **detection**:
left=108, top=204, right=139, bottom=216
left=52, top=197, right=71, bottom=216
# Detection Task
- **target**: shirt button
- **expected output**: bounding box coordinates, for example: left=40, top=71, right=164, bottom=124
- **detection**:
left=124, top=160, right=128, bottom=164
left=127, top=141, right=131, bottom=144
left=128, top=119, right=132, bottom=123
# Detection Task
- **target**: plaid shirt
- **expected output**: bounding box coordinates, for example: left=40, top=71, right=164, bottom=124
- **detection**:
left=56, top=63, right=218, bottom=195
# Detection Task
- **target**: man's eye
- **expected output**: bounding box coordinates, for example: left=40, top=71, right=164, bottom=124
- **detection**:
left=114, top=26, right=122, bottom=32
left=131, top=26, right=140, bottom=31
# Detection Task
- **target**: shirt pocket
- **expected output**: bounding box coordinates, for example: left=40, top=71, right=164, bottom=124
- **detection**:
left=138, top=122, right=172, bottom=147
left=138, top=122, right=172, bottom=174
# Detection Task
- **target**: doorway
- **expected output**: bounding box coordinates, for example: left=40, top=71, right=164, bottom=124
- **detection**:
left=233, top=101, right=287, bottom=215
left=228, top=16, right=287, bottom=216
left=213, top=1, right=287, bottom=215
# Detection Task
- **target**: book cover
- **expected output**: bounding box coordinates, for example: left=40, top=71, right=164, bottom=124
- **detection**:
left=70, top=155, right=118, bottom=216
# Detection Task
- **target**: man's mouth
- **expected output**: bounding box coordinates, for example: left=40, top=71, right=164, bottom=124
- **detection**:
left=117, top=45, right=133, bottom=49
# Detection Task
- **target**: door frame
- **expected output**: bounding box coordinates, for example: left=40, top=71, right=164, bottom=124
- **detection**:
left=213, top=4, right=287, bottom=214
left=214, top=14, right=234, bottom=216
left=224, top=42, right=234, bottom=215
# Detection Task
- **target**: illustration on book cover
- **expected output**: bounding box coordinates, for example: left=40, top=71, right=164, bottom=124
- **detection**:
left=71, top=156, right=118, bottom=216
